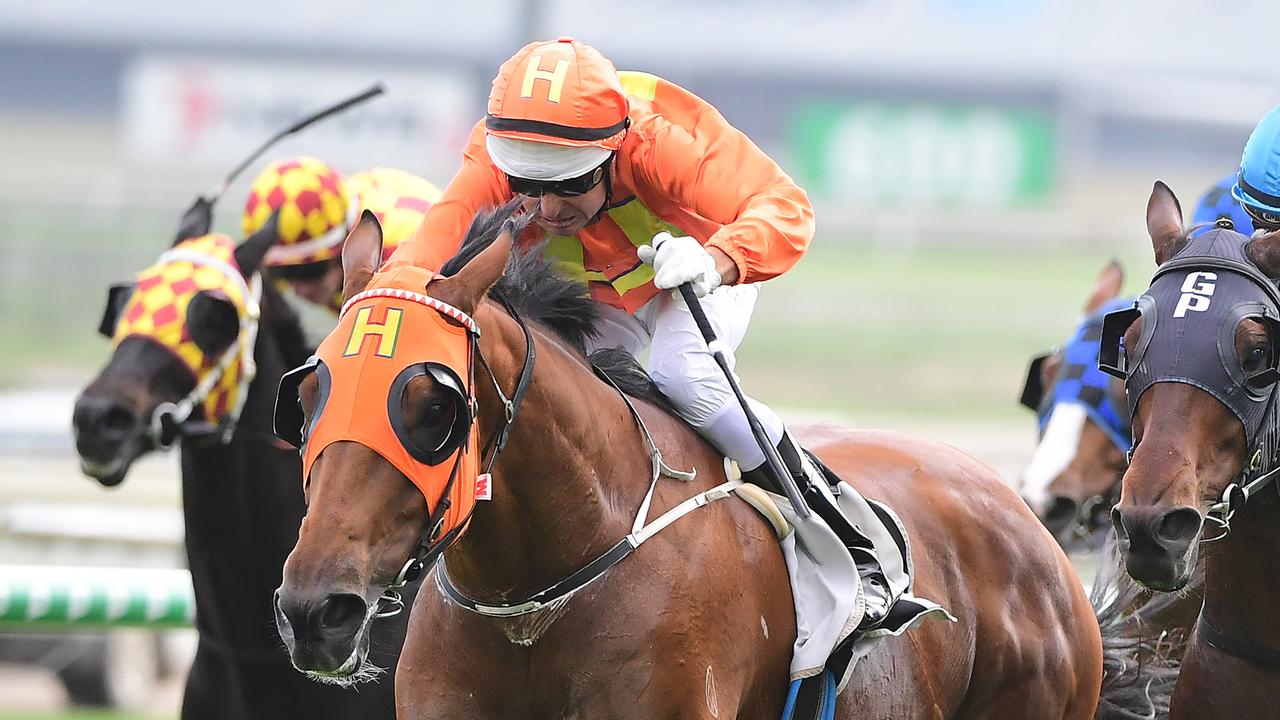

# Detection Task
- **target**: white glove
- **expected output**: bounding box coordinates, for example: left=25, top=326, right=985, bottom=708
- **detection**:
left=637, top=232, right=722, bottom=298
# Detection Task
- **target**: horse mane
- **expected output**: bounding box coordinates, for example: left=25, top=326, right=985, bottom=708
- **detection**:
left=439, top=200, right=673, bottom=411
left=440, top=199, right=600, bottom=354
left=1090, top=534, right=1188, bottom=719
left=260, top=280, right=312, bottom=370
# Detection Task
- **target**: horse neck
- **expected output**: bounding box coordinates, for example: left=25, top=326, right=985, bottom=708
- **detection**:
left=179, top=285, right=309, bottom=615
left=1201, top=487, right=1280, bottom=649
left=189, top=281, right=305, bottom=453
left=443, top=302, right=653, bottom=602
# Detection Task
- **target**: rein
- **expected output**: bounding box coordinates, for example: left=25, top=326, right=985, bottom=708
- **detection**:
left=149, top=248, right=264, bottom=448
left=367, top=290, right=738, bottom=620
left=1198, top=615, right=1280, bottom=668
left=435, top=369, right=720, bottom=618
left=1202, top=441, right=1280, bottom=542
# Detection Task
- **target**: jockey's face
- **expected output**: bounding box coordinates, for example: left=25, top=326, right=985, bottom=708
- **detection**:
left=522, top=179, right=607, bottom=237
left=285, top=258, right=344, bottom=308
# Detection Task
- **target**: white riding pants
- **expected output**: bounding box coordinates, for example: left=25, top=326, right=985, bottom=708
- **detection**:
left=583, top=284, right=785, bottom=471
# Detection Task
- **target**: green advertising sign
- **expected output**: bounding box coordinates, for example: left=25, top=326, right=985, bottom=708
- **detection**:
left=791, top=101, right=1056, bottom=207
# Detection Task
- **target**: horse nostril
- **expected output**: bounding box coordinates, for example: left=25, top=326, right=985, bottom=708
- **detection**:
left=1044, top=496, right=1078, bottom=524
left=1155, top=507, right=1202, bottom=545
left=1110, top=507, right=1128, bottom=540
left=101, top=406, right=136, bottom=434
left=74, top=396, right=139, bottom=439
left=72, top=392, right=138, bottom=443
left=318, top=594, right=366, bottom=631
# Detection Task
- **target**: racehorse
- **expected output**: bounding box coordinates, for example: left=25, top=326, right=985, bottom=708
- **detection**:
left=273, top=202, right=1177, bottom=719
left=72, top=221, right=408, bottom=719
left=1106, top=181, right=1280, bottom=719
left=1019, top=261, right=1131, bottom=547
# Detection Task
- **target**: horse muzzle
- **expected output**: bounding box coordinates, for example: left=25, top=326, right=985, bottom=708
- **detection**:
left=72, top=393, right=145, bottom=486
left=274, top=586, right=375, bottom=680
left=1037, top=495, right=1079, bottom=543
left=1111, top=504, right=1202, bottom=591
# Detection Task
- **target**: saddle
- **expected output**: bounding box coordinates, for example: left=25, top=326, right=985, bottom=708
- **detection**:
left=589, top=353, right=951, bottom=720
left=738, top=451, right=953, bottom=720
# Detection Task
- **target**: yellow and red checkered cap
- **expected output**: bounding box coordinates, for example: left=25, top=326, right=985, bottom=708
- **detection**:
left=242, top=157, right=354, bottom=267
left=113, top=234, right=252, bottom=424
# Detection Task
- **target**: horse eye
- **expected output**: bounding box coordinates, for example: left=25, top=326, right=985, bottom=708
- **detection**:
left=1245, top=345, right=1271, bottom=372
left=422, top=400, right=449, bottom=425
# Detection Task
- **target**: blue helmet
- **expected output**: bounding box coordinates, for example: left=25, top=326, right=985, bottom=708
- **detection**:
left=1193, top=172, right=1255, bottom=235
left=1233, top=104, right=1280, bottom=227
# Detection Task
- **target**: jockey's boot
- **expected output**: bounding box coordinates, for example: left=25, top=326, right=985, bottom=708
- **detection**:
left=774, top=431, right=893, bottom=632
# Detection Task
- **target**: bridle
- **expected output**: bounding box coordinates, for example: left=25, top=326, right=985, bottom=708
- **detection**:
left=367, top=291, right=737, bottom=621
left=1100, top=230, right=1280, bottom=543
left=100, top=247, right=264, bottom=449
left=373, top=290, right=537, bottom=617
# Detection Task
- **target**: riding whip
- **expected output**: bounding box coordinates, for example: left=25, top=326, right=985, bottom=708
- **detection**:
left=208, top=82, right=387, bottom=204
left=677, top=284, right=812, bottom=519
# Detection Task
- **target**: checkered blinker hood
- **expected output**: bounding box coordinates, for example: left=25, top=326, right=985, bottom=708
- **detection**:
left=1100, top=228, right=1280, bottom=453
left=98, top=234, right=261, bottom=436
left=1023, top=299, right=1134, bottom=452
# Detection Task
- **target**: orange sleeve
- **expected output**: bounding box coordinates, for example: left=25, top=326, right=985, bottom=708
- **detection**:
left=632, top=113, right=814, bottom=284
left=383, top=121, right=510, bottom=272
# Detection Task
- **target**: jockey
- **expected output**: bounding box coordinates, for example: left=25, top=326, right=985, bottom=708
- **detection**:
left=387, top=37, right=830, bottom=508
left=242, top=157, right=441, bottom=312
left=1193, top=172, right=1254, bottom=236
left=1233, top=104, right=1280, bottom=233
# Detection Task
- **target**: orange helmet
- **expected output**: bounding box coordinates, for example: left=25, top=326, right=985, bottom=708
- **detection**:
left=486, top=37, right=629, bottom=182
left=242, top=157, right=355, bottom=267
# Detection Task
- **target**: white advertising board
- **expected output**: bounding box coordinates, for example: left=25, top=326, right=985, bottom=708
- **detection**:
left=121, top=55, right=477, bottom=181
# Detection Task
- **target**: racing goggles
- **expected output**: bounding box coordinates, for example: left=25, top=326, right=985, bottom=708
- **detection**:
left=506, top=160, right=608, bottom=198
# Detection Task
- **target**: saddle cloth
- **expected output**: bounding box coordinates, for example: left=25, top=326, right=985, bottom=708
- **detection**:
left=730, top=458, right=954, bottom=700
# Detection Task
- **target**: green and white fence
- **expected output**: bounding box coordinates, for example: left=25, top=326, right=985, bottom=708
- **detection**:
left=0, top=565, right=194, bottom=629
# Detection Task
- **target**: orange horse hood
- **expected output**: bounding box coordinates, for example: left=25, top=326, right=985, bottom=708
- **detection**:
left=285, top=267, right=482, bottom=542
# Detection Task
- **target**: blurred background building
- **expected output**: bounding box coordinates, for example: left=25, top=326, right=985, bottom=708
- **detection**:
left=0, top=1, right=1275, bottom=715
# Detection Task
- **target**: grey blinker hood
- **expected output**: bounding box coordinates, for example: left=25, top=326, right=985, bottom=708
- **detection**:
left=1099, top=227, right=1280, bottom=453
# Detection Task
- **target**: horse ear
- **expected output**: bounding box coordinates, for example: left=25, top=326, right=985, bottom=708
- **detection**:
left=434, top=219, right=515, bottom=314
left=1147, top=181, right=1185, bottom=265
left=1083, top=259, right=1124, bottom=314
left=234, top=211, right=279, bottom=276
left=341, top=210, right=383, bottom=302
left=1246, top=233, right=1280, bottom=278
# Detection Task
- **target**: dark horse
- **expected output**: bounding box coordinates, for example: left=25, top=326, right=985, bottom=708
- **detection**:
left=72, top=222, right=408, bottom=719
left=273, top=204, right=1185, bottom=718
left=1107, top=181, right=1280, bottom=719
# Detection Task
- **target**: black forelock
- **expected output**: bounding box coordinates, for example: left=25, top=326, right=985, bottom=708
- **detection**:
left=440, top=199, right=600, bottom=354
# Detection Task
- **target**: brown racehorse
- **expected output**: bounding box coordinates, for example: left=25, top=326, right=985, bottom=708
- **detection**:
left=273, top=204, right=1169, bottom=719
left=1019, top=261, right=1132, bottom=546
left=1109, top=181, right=1280, bottom=720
